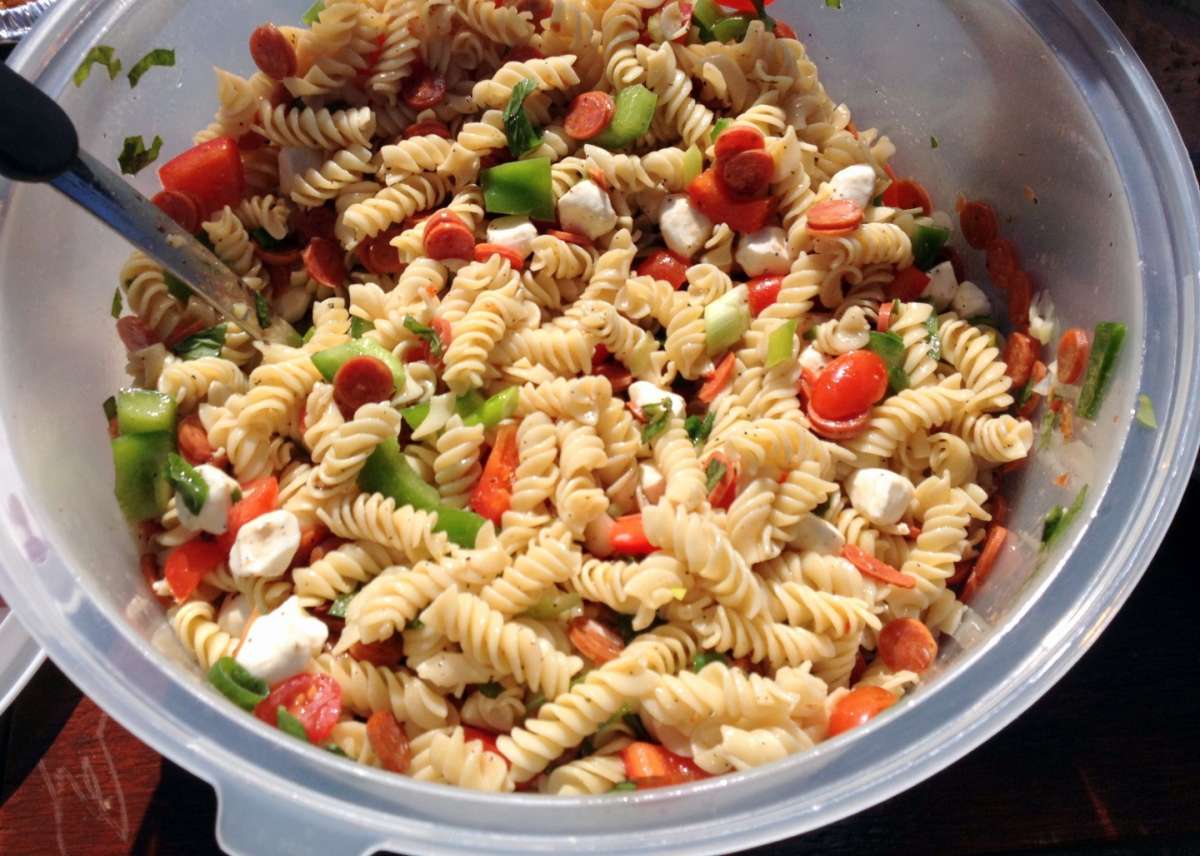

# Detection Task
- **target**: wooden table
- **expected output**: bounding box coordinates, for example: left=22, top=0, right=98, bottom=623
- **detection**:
left=3, top=1, right=1199, bottom=853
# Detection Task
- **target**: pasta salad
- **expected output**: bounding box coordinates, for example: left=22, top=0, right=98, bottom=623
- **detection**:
left=105, top=0, right=1097, bottom=794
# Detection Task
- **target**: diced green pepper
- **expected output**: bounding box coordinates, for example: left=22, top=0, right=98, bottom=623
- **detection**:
left=401, top=391, right=486, bottom=431
left=710, top=14, right=752, bottom=42
left=310, top=339, right=405, bottom=393
left=358, top=437, right=441, bottom=510
left=207, top=657, right=269, bottom=712
left=1076, top=321, right=1126, bottom=420
left=116, top=388, right=177, bottom=435
left=692, top=0, right=725, bottom=33
left=867, top=331, right=909, bottom=394
left=591, top=86, right=658, bottom=150
left=349, top=316, right=374, bottom=339
left=112, top=431, right=175, bottom=521
left=329, top=590, right=355, bottom=619
left=682, top=144, right=703, bottom=186
left=911, top=224, right=950, bottom=271
left=433, top=506, right=487, bottom=548
left=611, top=781, right=638, bottom=792
left=463, top=386, right=519, bottom=427
left=482, top=157, right=555, bottom=220
left=523, top=590, right=582, bottom=620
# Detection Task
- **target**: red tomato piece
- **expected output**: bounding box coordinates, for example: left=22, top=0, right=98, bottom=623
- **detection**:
left=959, top=200, right=998, bottom=250
left=610, top=513, right=655, bottom=556
left=424, top=221, right=475, bottom=261
left=719, top=149, right=775, bottom=200
left=116, top=316, right=158, bottom=352
left=1004, top=331, right=1039, bottom=389
left=474, top=242, right=524, bottom=270
left=291, top=205, right=337, bottom=243
left=256, top=673, right=342, bottom=744
left=772, top=20, right=797, bottom=39
left=713, top=125, right=765, bottom=161
left=366, top=710, right=411, bottom=773
left=806, top=399, right=872, bottom=440
left=333, top=355, right=395, bottom=419
left=827, top=686, right=896, bottom=737
left=1057, top=327, right=1090, bottom=386
left=349, top=636, right=407, bottom=668
left=564, top=91, right=616, bottom=141
left=637, top=249, right=689, bottom=288
left=164, top=538, right=226, bottom=602
left=547, top=228, right=592, bottom=247
left=152, top=189, right=201, bottom=232
left=687, top=169, right=773, bottom=232
left=841, top=544, right=917, bottom=589
left=622, top=741, right=670, bottom=780
left=470, top=423, right=520, bottom=525
left=878, top=618, right=938, bottom=674
left=249, top=23, right=297, bottom=80
left=747, top=274, right=783, bottom=316
left=806, top=198, right=865, bottom=237
left=985, top=238, right=1020, bottom=288
left=293, top=524, right=328, bottom=568
left=881, top=178, right=932, bottom=215
left=217, top=477, right=279, bottom=553
left=158, top=138, right=246, bottom=218
left=810, top=350, right=889, bottom=421
left=568, top=616, right=626, bottom=664
left=698, top=352, right=737, bottom=403
left=461, top=725, right=508, bottom=764
left=889, top=266, right=930, bottom=301
left=402, top=66, right=447, bottom=109
left=1006, top=270, right=1033, bottom=329
left=402, top=120, right=452, bottom=139
left=962, top=524, right=1009, bottom=603
left=705, top=451, right=738, bottom=509
left=177, top=413, right=215, bottom=466
left=302, top=237, right=348, bottom=289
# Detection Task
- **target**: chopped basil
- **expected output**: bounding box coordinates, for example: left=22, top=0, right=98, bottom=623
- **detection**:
left=866, top=330, right=909, bottom=394
left=967, top=315, right=1000, bottom=328
left=1135, top=393, right=1157, bottom=429
left=611, top=781, right=638, bottom=792
left=254, top=291, right=272, bottom=329
left=171, top=323, right=226, bottom=360
left=524, top=692, right=546, bottom=716
left=477, top=681, right=504, bottom=699
left=750, top=0, right=775, bottom=30
left=251, top=227, right=282, bottom=250
left=684, top=411, right=715, bottom=446
left=710, top=118, right=731, bottom=143
left=623, top=712, right=651, bottom=742
left=503, top=78, right=544, bottom=158
left=111, top=287, right=123, bottom=319
left=165, top=452, right=209, bottom=515
left=325, top=744, right=349, bottom=757
left=118, top=135, right=163, bottom=176
left=812, top=497, right=832, bottom=517
left=328, top=591, right=355, bottom=619
left=231, top=487, right=243, bottom=503
left=930, top=135, right=940, bottom=149
left=407, top=618, right=424, bottom=630
left=691, top=651, right=727, bottom=672
left=302, top=0, right=326, bottom=24
left=403, top=315, right=443, bottom=358
left=276, top=706, right=309, bottom=742
left=350, top=316, right=375, bottom=339
left=705, top=457, right=727, bottom=493
left=612, top=612, right=637, bottom=643
left=163, top=271, right=192, bottom=302
left=102, top=395, right=118, bottom=422
left=127, top=48, right=175, bottom=88
left=924, top=314, right=941, bottom=361
left=640, top=401, right=672, bottom=444
left=1077, top=321, right=1126, bottom=420
left=824, top=0, right=843, bottom=8
left=73, top=45, right=121, bottom=86
left=1040, top=484, right=1088, bottom=550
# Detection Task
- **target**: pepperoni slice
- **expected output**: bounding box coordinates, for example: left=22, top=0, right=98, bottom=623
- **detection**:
left=959, top=200, right=998, bottom=249
left=841, top=544, right=917, bottom=589
left=985, top=238, right=1020, bottom=289
left=236, top=130, right=269, bottom=151
left=474, top=242, right=524, bottom=270
left=424, top=210, right=467, bottom=232
left=177, top=413, right=216, bottom=465
left=302, top=237, right=348, bottom=289
left=402, top=66, right=447, bottom=110
left=253, top=243, right=302, bottom=266
left=807, top=198, right=865, bottom=237
left=878, top=618, right=938, bottom=673
left=719, top=149, right=775, bottom=200
left=876, top=299, right=894, bottom=333
left=249, top=23, right=297, bottom=80
left=402, top=120, right=451, bottom=139
left=152, top=190, right=201, bottom=233
left=333, top=355, right=395, bottom=418
left=292, top=204, right=337, bottom=243
left=116, top=316, right=158, bottom=352
left=356, top=226, right=406, bottom=275
left=713, top=125, right=765, bottom=161
left=424, top=221, right=475, bottom=261
left=564, top=91, right=616, bottom=141
left=1006, top=270, right=1033, bottom=329
left=806, top=398, right=871, bottom=440
left=366, top=711, right=412, bottom=773
left=547, top=228, right=592, bottom=247
left=881, top=179, right=933, bottom=215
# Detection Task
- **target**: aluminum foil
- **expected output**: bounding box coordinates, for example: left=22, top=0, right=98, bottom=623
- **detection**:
left=0, top=0, right=60, bottom=43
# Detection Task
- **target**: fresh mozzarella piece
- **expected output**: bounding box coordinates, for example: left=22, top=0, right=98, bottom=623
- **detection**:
left=735, top=226, right=790, bottom=277
left=217, top=593, right=254, bottom=638
left=790, top=514, right=846, bottom=555
left=277, top=146, right=324, bottom=197
left=798, top=343, right=829, bottom=375
left=952, top=280, right=991, bottom=319
left=929, top=209, right=954, bottom=231
left=922, top=260, right=958, bottom=310
left=176, top=464, right=240, bottom=535
left=1029, top=290, right=1057, bottom=345
left=628, top=380, right=685, bottom=418
left=639, top=462, right=667, bottom=505
left=229, top=509, right=301, bottom=580
left=151, top=578, right=173, bottom=599
left=557, top=179, right=617, bottom=240
left=658, top=194, right=712, bottom=259
left=486, top=215, right=538, bottom=259
left=235, top=596, right=328, bottom=685
left=828, top=164, right=876, bottom=210
left=845, top=468, right=916, bottom=527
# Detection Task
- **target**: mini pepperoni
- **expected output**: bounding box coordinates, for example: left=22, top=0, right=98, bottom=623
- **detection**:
left=1006, top=270, right=1033, bottom=329
left=357, top=226, right=405, bottom=275
left=474, top=242, right=524, bottom=270
left=424, top=210, right=467, bottom=232
left=878, top=618, right=938, bottom=673
left=302, top=237, right=348, bottom=289
left=253, top=243, right=302, bottom=266
left=292, top=205, right=336, bottom=243
left=265, top=263, right=291, bottom=294
left=588, top=164, right=610, bottom=192
left=249, top=23, right=297, bottom=80
left=547, top=228, right=592, bottom=247
left=881, top=179, right=933, bottom=215
left=402, top=66, right=447, bottom=110
left=116, top=316, right=158, bottom=352
left=402, top=120, right=451, bottom=139
left=564, top=91, right=616, bottom=141
left=959, top=200, right=998, bottom=249
left=876, top=299, right=895, bottom=333
left=985, top=238, right=1020, bottom=288
left=236, top=130, right=269, bottom=151
left=152, top=190, right=200, bottom=233
left=713, top=125, right=765, bottom=161
left=177, top=414, right=215, bottom=465
left=719, top=149, right=775, bottom=200
left=424, top=221, right=476, bottom=261
left=806, top=198, right=865, bottom=236
left=333, top=355, right=395, bottom=418
left=806, top=399, right=871, bottom=440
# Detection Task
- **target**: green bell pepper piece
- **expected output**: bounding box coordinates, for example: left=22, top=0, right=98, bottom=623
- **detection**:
left=116, top=388, right=177, bottom=435
left=591, top=86, right=658, bottom=150
left=911, top=223, right=950, bottom=271
left=433, top=506, right=487, bottom=548
left=1076, top=321, right=1126, bottom=420
left=112, top=431, right=175, bottom=521
left=358, top=437, right=441, bottom=510
left=401, top=391, right=486, bottom=431
left=866, top=331, right=909, bottom=394
left=463, top=386, right=519, bottom=427
left=310, top=339, right=405, bottom=393
left=710, top=14, right=752, bottom=42
left=482, top=157, right=555, bottom=220
left=207, top=657, right=268, bottom=711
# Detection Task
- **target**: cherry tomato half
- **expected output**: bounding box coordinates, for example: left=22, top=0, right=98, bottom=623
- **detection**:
left=255, top=673, right=342, bottom=744
left=810, top=350, right=889, bottom=421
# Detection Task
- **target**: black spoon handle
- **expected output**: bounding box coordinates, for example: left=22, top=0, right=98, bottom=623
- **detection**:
left=0, top=62, right=79, bottom=182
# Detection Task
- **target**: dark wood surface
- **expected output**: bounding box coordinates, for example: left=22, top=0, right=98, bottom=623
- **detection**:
left=3, top=1, right=1199, bottom=853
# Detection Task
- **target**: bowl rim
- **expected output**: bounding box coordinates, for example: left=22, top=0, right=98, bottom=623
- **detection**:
left=0, top=1, right=1198, bottom=854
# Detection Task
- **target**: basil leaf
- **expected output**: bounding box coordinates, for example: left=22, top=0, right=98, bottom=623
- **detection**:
left=691, top=651, right=727, bottom=672
left=163, top=271, right=193, bottom=302
left=254, top=291, right=272, bottom=329
left=684, top=411, right=715, bottom=446
left=102, top=395, right=118, bottom=422
left=325, top=743, right=349, bottom=757
left=1017, top=376, right=1037, bottom=407
left=824, top=0, right=843, bottom=7
left=705, top=458, right=727, bottom=493
left=525, top=692, right=546, bottom=716
left=165, top=452, right=209, bottom=515
left=503, top=78, right=544, bottom=158
left=328, top=591, right=355, bottom=619
left=171, top=323, right=226, bottom=360
left=1037, top=406, right=1059, bottom=451
left=73, top=45, right=121, bottom=86
left=477, top=681, right=504, bottom=699
left=406, top=618, right=424, bottom=630
left=866, top=330, right=909, bottom=394
left=930, top=135, right=940, bottom=149
left=640, top=401, right=671, bottom=444
left=276, top=706, right=309, bottom=742
left=302, top=0, right=326, bottom=24
left=118, top=135, right=163, bottom=176
left=111, top=287, right=123, bottom=319
left=350, top=317, right=375, bottom=339
left=127, top=48, right=176, bottom=88
left=611, top=781, right=638, bottom=792
left=251, top=226, right=281, bottom=250
left=750, top=0, right=775, bottom=30
left=710, top=118, right=731, bottom=143
left=622, top=712, right=651, bottom=742
left=403, top=315, right=443, bottom=357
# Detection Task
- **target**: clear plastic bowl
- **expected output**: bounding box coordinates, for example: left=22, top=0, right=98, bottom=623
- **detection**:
left=1, top=1, right=1198, bottom=854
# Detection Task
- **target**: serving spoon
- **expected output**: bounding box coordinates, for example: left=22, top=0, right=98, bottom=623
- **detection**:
left=0, top=63, right=267, bottom=342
